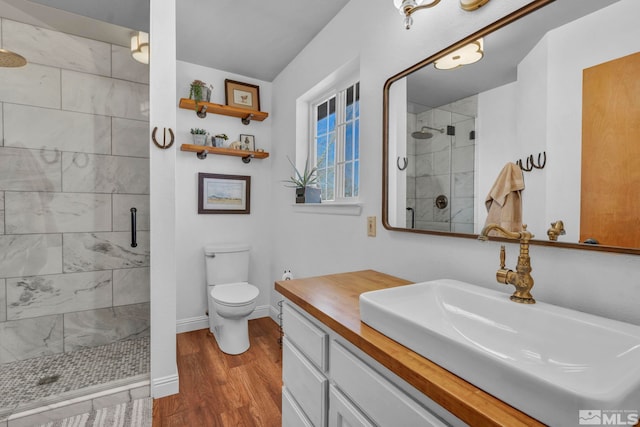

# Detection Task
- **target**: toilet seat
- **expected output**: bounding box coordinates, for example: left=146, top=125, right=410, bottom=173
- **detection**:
left=211, top=282, right=259, bottom=307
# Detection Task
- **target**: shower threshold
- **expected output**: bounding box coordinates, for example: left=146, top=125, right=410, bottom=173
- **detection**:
left=0, top=336, right=149, bottom=419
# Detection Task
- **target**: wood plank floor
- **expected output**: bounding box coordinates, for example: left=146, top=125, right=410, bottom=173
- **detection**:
left=153, top=317, right=283, bottom=426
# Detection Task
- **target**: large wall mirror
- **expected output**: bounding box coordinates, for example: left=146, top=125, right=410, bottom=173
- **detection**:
left=383, top=0, right=640, bottom=254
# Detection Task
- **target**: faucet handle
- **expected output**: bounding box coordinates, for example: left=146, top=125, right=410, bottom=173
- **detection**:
left=499, top=245, right=506, bottom=269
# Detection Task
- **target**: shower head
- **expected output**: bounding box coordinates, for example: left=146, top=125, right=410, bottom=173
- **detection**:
left=411, top=126, right=444, bottom=140
left=0, top=49, right=27, bottom=67
left=411, top=129, right=433, bottom=139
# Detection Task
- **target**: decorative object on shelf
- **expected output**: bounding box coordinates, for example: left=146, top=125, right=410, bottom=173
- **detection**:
left=239, top=134, right=255, bottom=151
left=190, top=80, right=212, bottom=103
left=212, top=133, right=228, bottom=147
left=198, top=173, right=250, bottom=214
left=190, top=128, right=209, bottom=146
left=151, top=126, right=175, bottom=150
left=225, top=79, right=261, bottom=111
left=393, top=0, right=489, bottom=30
left=284, top=156, right=321, bottom=204
left=189, top=80, right=213, bottom=117
left=130, top=31, right=149, bottom=64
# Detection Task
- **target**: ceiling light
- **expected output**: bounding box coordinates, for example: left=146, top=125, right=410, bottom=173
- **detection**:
left=130, top=31, right=149, bottom=64
left=393, top=0, right=441, bottom=30
left=394, top=0, right=491, bottom=29
left=434, top=38, right=484, bottom=70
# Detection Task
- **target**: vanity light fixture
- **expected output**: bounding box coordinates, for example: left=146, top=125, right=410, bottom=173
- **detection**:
left=130, top=31, right=149, bottom=64
left=394, top=0, right=490, bottom=30
left=394, top=0, right=441, bottom=30
left=434, top=38, right=484, bottom=70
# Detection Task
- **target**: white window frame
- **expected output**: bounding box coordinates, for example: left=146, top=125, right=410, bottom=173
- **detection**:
left=309, top=79, right=360, bottom=202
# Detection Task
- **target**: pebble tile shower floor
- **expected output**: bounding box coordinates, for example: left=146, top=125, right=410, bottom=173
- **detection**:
left=0, top=337, right=149, bottom=414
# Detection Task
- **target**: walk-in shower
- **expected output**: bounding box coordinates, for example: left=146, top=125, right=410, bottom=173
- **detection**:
left=405, top=97, right=477, bottom=233
left=0, top=3, right=151, bottom=422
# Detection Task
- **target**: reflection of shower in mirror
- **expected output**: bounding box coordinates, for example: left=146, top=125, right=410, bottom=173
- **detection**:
left=411, top=125, right=444, bottom=139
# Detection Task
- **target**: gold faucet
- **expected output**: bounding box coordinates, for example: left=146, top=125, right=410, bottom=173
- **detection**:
left=547, top=220, right=565, bottom=241
left=479, top=224, right=535, bottom=304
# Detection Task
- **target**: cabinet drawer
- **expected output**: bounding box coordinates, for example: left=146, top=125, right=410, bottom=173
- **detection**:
left=283, top=338, right=328, bottom=427
left=329, top=385, right=375, bottom=427
left=331, top=341, right=447, bottom=427
left=283, top=302, right=328, bottom=371
left=282, top=386, right=313, bottom=427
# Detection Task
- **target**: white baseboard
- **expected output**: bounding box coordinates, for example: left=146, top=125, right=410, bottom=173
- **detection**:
left=151, top=374, right=179, bottom=398
left=176, top=305, right=272, bottom=334
left=176, top=315, right=209, bottom=333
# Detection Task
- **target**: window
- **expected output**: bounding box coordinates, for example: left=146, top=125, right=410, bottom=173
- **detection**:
left=313, top=81, right=360, bottom=201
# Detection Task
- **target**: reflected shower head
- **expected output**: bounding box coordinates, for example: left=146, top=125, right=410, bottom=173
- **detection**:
left=411, top=126, right=444, bottom=140
left=411, top=129, right=433, bottom=139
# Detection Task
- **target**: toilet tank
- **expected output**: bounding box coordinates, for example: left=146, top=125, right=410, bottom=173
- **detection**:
left=204, top=244, right=250, bottom=285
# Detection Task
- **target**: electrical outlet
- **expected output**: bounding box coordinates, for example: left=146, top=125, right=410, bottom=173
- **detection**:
left=367, top=216, right=376, bottom=237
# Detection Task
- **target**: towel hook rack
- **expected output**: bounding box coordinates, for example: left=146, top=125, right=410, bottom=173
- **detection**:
left=152, top=127, right=175, bottom=150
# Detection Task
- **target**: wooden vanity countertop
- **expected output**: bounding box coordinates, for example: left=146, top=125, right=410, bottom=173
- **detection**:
left=275, top=269, right=543, bottom=427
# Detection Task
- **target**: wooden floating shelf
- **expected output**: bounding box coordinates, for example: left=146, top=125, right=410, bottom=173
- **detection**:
left=179, top=98, right=269, bottom=123
left=180, top=144, right=269, bottom=162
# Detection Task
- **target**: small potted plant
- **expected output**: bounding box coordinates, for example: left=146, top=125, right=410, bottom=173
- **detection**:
left=190, top=128, right=208, bottom=146
left=189, top=80, right=213, bottom=106
left=213, top=133, right=229, bottom=147
left=284, top=156, right=321, bottom=203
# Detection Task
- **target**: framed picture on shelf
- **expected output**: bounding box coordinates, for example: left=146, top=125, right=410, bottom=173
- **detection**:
left=239, top=134, right=255, bottom=151
left=225, top=79, right=261, bottom=111
left=198, top=173, right=250, bottom=214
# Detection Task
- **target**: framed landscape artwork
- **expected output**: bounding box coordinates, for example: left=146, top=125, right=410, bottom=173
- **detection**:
left=198, top=173, right=251, bottom=214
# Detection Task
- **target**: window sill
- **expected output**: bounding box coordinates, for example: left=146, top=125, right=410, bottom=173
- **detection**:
left=291, top=202, right=362, bottom=216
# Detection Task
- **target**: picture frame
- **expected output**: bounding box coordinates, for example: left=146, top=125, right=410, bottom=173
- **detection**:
left=239, top=134, right=256, bottom=151
left=198, top=173, right=250, bottom=214
left=225, top=79, right=261, bottom=111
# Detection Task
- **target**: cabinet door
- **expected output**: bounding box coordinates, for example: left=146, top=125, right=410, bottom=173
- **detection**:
left=329, top=385, right=375, bottom=427
left=331, top=341, right=447, bottom=427
left=283, top=386, right=313, bottom=427
left=283, top=338, right=328, bottom=427
left=283, top=302, right=328, bottom=371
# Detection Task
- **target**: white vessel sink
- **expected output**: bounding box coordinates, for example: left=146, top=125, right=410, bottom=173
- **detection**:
left=360, top=279, right=640, bottom=426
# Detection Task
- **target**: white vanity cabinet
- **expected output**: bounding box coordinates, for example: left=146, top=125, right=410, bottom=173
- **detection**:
left=282, top=301, right=461, bottom=427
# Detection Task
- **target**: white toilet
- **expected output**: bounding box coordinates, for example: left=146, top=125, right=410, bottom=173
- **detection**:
left=204, top=244, right=259, bottom=355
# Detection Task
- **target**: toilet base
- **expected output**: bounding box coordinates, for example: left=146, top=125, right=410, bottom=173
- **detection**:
left=211, top=317, right=250, bottom=355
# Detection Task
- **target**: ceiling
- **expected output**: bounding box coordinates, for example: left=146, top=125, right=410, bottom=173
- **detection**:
left=176, top=0, right=350, bottom=81
left=15, top=0, right=350, bottom=82
left=406, top=0, right=621, bottom=110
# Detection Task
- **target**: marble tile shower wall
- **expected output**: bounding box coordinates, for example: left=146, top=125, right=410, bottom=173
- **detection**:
left=0, top=18, right=150, bottom=364
left=410, top=108, right=475, bottom=232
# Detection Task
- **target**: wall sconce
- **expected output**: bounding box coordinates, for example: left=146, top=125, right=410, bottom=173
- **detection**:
left=130, top=31, right=149, bottom=64
left=394, top=0, right=490, bottom=29
left=434, top=38, right=484, bottom=70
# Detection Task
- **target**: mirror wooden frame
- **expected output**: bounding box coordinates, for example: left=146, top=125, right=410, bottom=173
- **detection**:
left=381, top=0, right=640, bottom=255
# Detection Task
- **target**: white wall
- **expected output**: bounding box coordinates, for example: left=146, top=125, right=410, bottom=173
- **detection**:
left=269, top=0, right=640, bottom=326
left=477, top=0, right=640, bottom=242
left=175, top=61, right=273, bottom=331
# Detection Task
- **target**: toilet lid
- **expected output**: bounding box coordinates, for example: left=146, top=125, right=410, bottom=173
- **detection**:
left=211, top=282, right=259, bottom=306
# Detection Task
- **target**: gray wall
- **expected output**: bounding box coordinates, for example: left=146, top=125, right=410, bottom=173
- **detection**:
left=0, top=18, right=150, bottom=363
